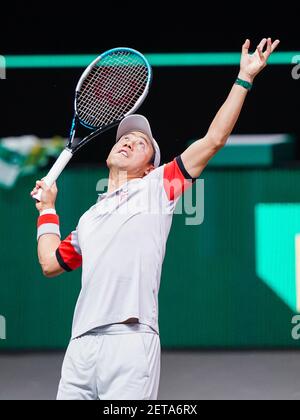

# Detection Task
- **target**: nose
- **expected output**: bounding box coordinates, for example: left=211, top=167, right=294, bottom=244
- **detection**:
left=123, top=138, right=133, bottom=150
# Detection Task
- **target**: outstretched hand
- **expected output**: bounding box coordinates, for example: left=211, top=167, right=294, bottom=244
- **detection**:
left=239, top=38, right=280, bottom=82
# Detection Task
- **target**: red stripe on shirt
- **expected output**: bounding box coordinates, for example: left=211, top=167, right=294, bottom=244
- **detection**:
left=163, top=158, right=194, bottom=201
left=57, top=233, right=82, bottom=271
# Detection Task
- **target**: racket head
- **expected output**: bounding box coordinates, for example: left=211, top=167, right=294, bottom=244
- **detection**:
left=74, top=48, right=152, bottom=131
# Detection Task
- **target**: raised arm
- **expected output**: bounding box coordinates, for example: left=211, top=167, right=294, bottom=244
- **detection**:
left=181, top=37, right=280, bottom=179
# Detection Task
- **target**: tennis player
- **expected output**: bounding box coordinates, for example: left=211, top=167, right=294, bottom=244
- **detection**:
left=31, top=38, right=279, bottom=400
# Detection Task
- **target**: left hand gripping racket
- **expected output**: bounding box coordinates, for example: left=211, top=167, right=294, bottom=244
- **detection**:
left=33, top=47, right=152, bottom=201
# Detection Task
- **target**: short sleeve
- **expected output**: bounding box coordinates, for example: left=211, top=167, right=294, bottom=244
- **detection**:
left=56, top=228, right=82, bottom=272
left=163, top=155, right=196, bottom=201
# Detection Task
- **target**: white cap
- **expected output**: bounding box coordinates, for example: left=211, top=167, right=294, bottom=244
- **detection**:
left=116, top=115, right=161, bottom=168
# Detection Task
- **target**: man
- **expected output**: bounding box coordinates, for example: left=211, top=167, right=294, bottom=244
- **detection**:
left=31, top=38, right=279, bottom=400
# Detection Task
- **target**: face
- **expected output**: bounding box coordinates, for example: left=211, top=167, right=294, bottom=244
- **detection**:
left=106, top=131, right=155, bottom=177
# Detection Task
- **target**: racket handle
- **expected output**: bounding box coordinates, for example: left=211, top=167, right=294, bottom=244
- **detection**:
left=32, top=148, right=73, bottom=201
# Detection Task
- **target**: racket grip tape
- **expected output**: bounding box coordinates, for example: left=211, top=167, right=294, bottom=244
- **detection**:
left=32, top=148, right=73, bottom=201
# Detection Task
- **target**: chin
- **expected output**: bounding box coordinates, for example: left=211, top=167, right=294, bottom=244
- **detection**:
left=109, top=157, right=128, bottom=170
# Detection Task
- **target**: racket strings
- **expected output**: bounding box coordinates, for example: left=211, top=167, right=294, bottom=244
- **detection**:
left=80, top=67, right=145, bottom=123
left=79, top=63, right=147, bottom=125
left=77, top=51, right=149, bottom=128
left=88, top=65, right=147, bottom=125
left=80, top=51, right=146, bottom=101
left=79, top=70, right=145, bottom=125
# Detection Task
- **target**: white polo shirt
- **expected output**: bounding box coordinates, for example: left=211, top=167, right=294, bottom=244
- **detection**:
left=56, top=156, right=195, bottom=340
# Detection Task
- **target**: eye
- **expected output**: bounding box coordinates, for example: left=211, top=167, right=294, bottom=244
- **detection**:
left=138, top=141, right=146, bottom=150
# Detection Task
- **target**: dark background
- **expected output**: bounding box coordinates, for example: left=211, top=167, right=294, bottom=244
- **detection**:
left=1, top=5, right=299, bottom=164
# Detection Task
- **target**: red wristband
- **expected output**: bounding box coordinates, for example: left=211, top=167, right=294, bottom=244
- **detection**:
left=37, top=214, right=60, bottom=228
left=37, top=214, right=61, bottom=241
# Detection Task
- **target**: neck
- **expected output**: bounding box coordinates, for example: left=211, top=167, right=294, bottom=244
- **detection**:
left=107, top=167, right=142, bottom=194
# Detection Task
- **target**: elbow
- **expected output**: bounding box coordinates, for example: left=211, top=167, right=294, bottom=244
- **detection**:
left=39, top=253, right=62, bottom=278
left=41, top=264, right=58, bottom=278
left=42, top=268, right=54, bottom=278
left=208, top=131, right=229, bottom=150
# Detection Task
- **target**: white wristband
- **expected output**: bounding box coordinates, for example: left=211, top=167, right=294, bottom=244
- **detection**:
left=37, top=211, right=60, bottom=241
left=39, top=208, right=57, bottom=216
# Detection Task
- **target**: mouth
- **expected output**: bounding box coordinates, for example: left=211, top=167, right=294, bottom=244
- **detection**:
left=117, top=148, right=129, bottom=158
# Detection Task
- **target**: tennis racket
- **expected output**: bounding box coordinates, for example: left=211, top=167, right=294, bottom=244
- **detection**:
left=33, top=47, right=152, bottom=201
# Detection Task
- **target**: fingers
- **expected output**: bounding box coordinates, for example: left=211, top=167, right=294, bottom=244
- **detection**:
left=242, top=39, right=250, bottom=55
left=30, top=179, right=49, bottom=197
left=265, top=37, right=272, bottom=58
left=271, top=39, right=280, bottom=53
left=51, top=181, right=57, bottom=192
left=37, top=179, right=50, bottom=191
left=257, top=38, right=267, bottom=61
left=255, top=37, right=280, bottom=64
left=30, top=181, right=40, bottom=197
left=257, top=38, right=267, bottom=51
left=264, top=38, right=280, bottom=59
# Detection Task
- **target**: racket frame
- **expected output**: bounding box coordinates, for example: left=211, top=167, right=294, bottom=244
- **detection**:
left=68, top=47, right=152, bottom=153
left=33, top=47, right=152, bottom=201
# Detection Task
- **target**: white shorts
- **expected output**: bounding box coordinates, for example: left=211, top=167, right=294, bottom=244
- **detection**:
left=57, top=323, right=161, bottom=400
